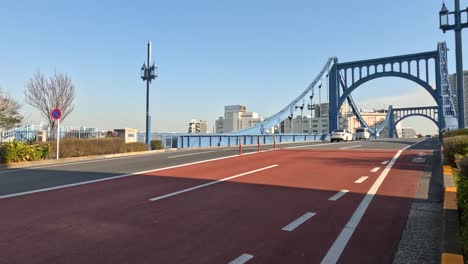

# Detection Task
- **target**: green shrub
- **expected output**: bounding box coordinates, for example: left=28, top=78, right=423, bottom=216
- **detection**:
left=443, top=135, right=468, bottom=167
left=38, top=138, right=150, bottom=158
left=119, top=142, right=148, bottom=153
left=456, top=157, right=468, bottom=254
left=40, top=138, right=125, bottom=158
left=0, top=141, right=50, bottom=163
left=151, top=140, right=163, bottom=150
left=444, top=128, right=468, bottom=138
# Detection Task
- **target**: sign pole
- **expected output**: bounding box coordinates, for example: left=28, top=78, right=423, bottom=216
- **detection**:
left=57, top=118, right=60, bottom=160
left=51, top=108, right=62, bottom=160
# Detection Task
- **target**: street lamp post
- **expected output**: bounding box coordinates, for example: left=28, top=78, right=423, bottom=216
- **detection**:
left=288, top=114, right=293, bottom=133
left=295, top=101, right=305, bottom=134
left=308, top=92, right=315, bottom=133
left=439, top=0, right=468, bottom=128
left=140, top=41, right=158, bottom=150
left=374, top=110, right=377, bottom=139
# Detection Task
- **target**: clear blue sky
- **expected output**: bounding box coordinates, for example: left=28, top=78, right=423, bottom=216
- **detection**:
left=0, top=0, right=465, bottom=134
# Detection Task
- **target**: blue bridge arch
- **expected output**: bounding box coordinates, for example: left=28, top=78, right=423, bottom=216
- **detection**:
left=230, top=42, right=457, bottom=136
left=389, top=106, right=439, bottom=138
left=329, top=42, right=457, bottom=135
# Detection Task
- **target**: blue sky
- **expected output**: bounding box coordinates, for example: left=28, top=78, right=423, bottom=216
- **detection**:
left=0, top=0, right=465, bottom=134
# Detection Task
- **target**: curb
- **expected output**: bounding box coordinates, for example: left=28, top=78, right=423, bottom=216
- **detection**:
left=442, top=165, right=464, bottom=264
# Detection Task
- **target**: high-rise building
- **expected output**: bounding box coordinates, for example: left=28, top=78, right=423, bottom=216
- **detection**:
left=215, top=117, right=224, bottom=133
left=449, top=71, right=468, bottom=127
left=215, top=105, right=264, bottom=133
left=188, top=119, right=208, bottom=133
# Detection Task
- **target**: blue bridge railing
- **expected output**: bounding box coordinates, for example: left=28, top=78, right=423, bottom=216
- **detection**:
left=138, top=133, right=328, bottom=149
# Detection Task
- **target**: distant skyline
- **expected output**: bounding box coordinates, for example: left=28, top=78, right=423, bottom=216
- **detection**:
left=1, top=0, right=465, bottom=135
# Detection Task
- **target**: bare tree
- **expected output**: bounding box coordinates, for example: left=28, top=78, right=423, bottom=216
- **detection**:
left=25, top=70, right=75, bottom=127
left=0, top=89, right=23, bottom=129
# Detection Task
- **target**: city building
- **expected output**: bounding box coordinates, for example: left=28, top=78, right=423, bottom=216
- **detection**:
left=280, top=102, right=402, bottom=137
left=401, top=128, right=417, bottom=138
left=215, top=117, right=224, bottom=133
left=449, top=70, right=468, bottom=127
left=188, top=119, right=208, bottom=133
left=215, top=105, right=264, bottom=133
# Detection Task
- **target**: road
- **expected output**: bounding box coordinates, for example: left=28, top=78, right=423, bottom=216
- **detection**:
left=0, top=138, right=440, bottom=263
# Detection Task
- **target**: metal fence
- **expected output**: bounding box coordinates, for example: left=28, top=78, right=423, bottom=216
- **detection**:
left=1, top=128, right=328, bottom=149
left=138, top=133, right=329, bottom=149
left=1, top=129, right=106, bottom=143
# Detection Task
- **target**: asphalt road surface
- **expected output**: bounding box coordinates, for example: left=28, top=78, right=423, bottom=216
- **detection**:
left=0, top=138, right=440, bottom=263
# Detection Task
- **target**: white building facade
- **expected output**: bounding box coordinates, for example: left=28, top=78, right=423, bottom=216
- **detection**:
left=188, top=119, right=208, bottom=133
left=215, top=105, right=264, bottom=133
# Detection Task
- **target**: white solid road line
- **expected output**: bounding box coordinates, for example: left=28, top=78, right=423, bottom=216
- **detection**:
left=370, top=167, right=381, bottom=173
left=328, top=190, right=350, bottom=201
left=228, top=254, right=254, bottom=264
left=403, top=137, right=432, bottom=150
left=320, top=149, right=403, bottom=264
left=0, top=152, right=272, bottom=200
left=354, top=176, right=368, bottom=184
left=381, top=160, right=389, bottom=165
left=339, top=145, right=362, bottom=149
left=285, top=142, right=352, bottom=149
left=148, top=165, right=278, bottom=202
left=167, top=151, right=217, bottom=158
left=281, top=212, right=316, bottom=232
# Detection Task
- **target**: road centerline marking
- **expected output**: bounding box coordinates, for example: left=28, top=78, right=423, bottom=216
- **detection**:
left=370, top=167, right=381, bottom=173
left=321, top=149, right=403, bottom=264
left=328, top=190, right=349, bottom=201
left=167, top=151, right=217, bottom=158
left=339, top=145, right=362, bottom=149
left=228, top=254, right=254, bottom=264
left=381, top=160, right=389, bottom=165
left=281, top=212, right=316, bottom=232
left=148, top=165, right=278, bottom=202
left=354, top=176, right=368, bottom=184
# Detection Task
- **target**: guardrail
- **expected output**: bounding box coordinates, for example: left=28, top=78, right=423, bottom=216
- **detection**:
left=1, top=130, right=106, bottom=143
left=138, top=133, right=329, bottom=149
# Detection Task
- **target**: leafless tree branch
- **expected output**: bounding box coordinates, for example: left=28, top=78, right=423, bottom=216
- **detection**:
left=25, top=70, right=75, bottom=127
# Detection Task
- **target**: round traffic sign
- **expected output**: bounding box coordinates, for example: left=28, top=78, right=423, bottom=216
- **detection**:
left=51, top=108, right=62, bottom=120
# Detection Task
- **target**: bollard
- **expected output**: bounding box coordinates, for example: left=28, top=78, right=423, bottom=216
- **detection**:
left=239, top=138, right=243, bottom=155
left=273, top=135, right=276, bottom=150
left=257, top=137, right=260, bottom=152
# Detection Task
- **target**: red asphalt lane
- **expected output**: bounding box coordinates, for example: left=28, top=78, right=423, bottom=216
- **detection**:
left=0, top=149, right=430, bottom=264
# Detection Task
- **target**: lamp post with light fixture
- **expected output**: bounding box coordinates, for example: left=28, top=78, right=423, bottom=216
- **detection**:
left=140, top=41, right=158, bottom=150
left=439, top=0, right=468, bottom=128
left=295, top=100, right=305, bottom=134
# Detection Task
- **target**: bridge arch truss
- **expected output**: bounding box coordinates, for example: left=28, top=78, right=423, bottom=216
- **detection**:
left=328, top=42, right=457, bottom=135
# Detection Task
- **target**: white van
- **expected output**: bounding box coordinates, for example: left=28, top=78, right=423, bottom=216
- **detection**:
left=355, top=127, right=370, bottom=140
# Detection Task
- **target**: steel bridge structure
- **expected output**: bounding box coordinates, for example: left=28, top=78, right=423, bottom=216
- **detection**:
left=233, top=42, right=458, bottom=137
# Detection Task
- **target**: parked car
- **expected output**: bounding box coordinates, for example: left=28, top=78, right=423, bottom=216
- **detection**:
left=355, top=127, right=370, bottom=140
left=330, top=129, right=353, bottom=142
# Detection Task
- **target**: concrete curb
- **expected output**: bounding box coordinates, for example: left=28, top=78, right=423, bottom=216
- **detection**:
left=442, top=165, right=464, bottom=263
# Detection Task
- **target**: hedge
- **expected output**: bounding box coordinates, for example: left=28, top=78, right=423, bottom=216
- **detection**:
left=151, top=140, right=163, bottom=150
left=444, top=128, right=468, bottom=138
left=455, top=156, right=468, bottom=254
left=119, top=142, right=148, bottom=153
left=37, top=138, right=148, bottom=159
left=442, top=135, right=468, bottom=167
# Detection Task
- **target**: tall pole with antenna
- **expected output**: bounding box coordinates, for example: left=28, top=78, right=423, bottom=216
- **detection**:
left=140, top=41, right=158, bottom=150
